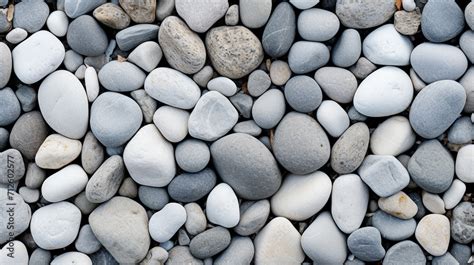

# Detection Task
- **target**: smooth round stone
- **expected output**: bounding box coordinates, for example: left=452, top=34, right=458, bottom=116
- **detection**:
left=350, top=57, right=376, bottom=79
left=188, top=91, right=238, bottom=141
left=262, top=2, right=295, bottom=58
left=93, top=3, right=130, bottom=29
left=456, top=144, right=474, bottom=183
left=185, top=203, right=207, bottom=236
left=348, top=227, right=385, bottom=262
left=138, top=186, right=168, bottom=211
left=358, top=155, right=410, bottom=197
left=254, top=217, right=305, bottom=264
left=415, top=214, right=450, bottom=256
left=288, top=41, right=330, bottom=74
left=411, top=43, right=468, bottom=83
left=270, top=60, right=291, bottom=85
left=421, top=0, right=464, bottom=42
left=15, top=84, right=37, bottom=111
left=331, top=123, right=369, bottom=173
left=460, top=31, right=474, bottom=63
left=51, top=252, right=92, bottom=265
left=234, top=200, right=270, bottom=236
left=67, top=15, right=107, bottom=56
left=153, top=106, right=189, bottom=143
left=211, top=133, right=282, bottom=200
left=75, top=225, right=101, bottom=254
left=190, top=227, right=231, bottom=259
left=9, top=112, right=47, bottom=160
left=90, top=92, right=142, bottom=147
left=89, top=197, right=149, bottom=263
left=168, top=169, right=216, bottom=203
left=116, top=24, right=159, bottom=51
left=64, top=50, right=83, bottom=72
left=335, top=0, right=396, bottom=29
left=301, top=212, right=347, bottom=264
left=422, top=191, right=446, bottom=214
left=19, top=186, right=39, bottom=203
left=159, top=16, right=206, bottom=75
left=316, top=100, right=350, bottom=138
left=332, top=29, right=361, bottom=67
left=141, top=247, right=168, bottom=265
left=207, top=77, right=237, bottom=97
left=383, top=241, right=426, bottom=265
left=31, top=202, right=81, bottom=250
left=0, top=241, right=29, bottom=265
left=41, top=164, right=88, bottom=202
left=354, top=66, right=413, bottom=117
left=290, top=0, right=319, bottom=9
left=64, top=0, right=105, bottom=18
left=167, top=246, right=202, bottom=265
left=12, top=30, right=65, bottom=84
left=124, top=124, right=175, bottom=187
left=408, top=192, right=426, bottom=219
left=225, top=4, right=239, bottom=26
left=372, top=210, right=417, bottom=241
left=314, top=67, right=357, bottom=104
left=284, top=75, right=322, bottom=112
left=81, top=132, right=104, bottom=175
left=450, top=243, right=471, bottom=264
left=233, top=120, right=262, bottom=136
left=432, top=253, right=459, bottom=265
left=451, top=202, right=473, bottom=244
left=363, top=24, right=413, bottom=66
left=86, top=155, right=124, bottom=203
left=175, top=139, right=210, bottom=173
left=408, top=140, right=454, bottom=193
left=6, top=28, right=27, bottom=44
left=298, top=8, right=339, bottom=41
left=149, top=203, right=186, bottom=243
left=206, top=26, right=263, bottom=79
left=0, top=149, right=24, bottom=184
left=448, top=117, right=474, bottom=144
left=370, top=116, right=416, bottom=156
left=128, top=41, right=162, bottom=72
left=38, top=70, right=88, bottom=139
left=193, top=65, right=214, bottom=87
left=84, top=66, right=99, bottom=102
left=0, top=42, right=11, bottom=88
left=273, top=112, right=330, bottom=174
left=175, top=0, right=227, bottom=33
left=214, top=236, right=254, bottom=265
left=332, top=174, right=369, bottom=234
left=252, top=89, right=285, bottom=129
left=13, top=0, right=49, bottom=33
left=442, top=179, right=466, bottom=210
left=47, top=10, right=68, bottom=37
left=98, top=61, right=145, bottom=92
left=117, top=177, right=137, bottom=198
left=206, top=183, right=240, bottom=228
left=0, top=128, right=8, bottom=151
left=0, top=188, right=31, bottom=244
left=271, top=171, right=331, bottom=221
left=378, top=191, right=418, bottom=219
left=411, top=80, right=466, bottom=139
left=145, top=67, right=200, bottom=109
left=467, top=2, right=474, bottom=30
left=35, top=134, right=82, bottom=169
left=247, top=70, right=271, bottom=97
left=0, top=88, right=20, bottom=126
left=240, top=0, right=271, bottom=28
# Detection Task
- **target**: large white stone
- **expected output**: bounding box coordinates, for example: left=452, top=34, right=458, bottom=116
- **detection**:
left=38, top=70, right=89, bottom=139
left=206, top=183, right=240, bottom=228
left=12, top=31, right=65, bottom=84
left=35, top=134, right=82, bottom=169
left=123, top=124, right=175, bottom=187
left=415, top=214, right=450, bottom=256
left=149, top=203, right=187, bottom=243
left=331, top=174, right=369, bottom=234
left=354, top=66, right=414, bottom=117
left=455, top=144, right=474, bottom=183
left=41, top=164, right=88, bottom=202
left=271, top=171, right=331, bottom=221
left=370, top=116, right=416, bottom=156
left=153, top=106, right=189, bottom=143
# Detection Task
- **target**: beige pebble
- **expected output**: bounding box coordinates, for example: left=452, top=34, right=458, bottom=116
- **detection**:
left=35, top=134, right=82, bottom=169
left=378, top=191, right=418, bottom=219
left=270, top=60, right=291, bottom=86
left=415, top=214, right=450, bottom=256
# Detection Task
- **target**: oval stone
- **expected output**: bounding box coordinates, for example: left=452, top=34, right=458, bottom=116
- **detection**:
left=262, top=2, right=295, bottom=58
left=98, top=61, right=145, bottom=92
left=336, top=0, right=396, bottom=29
left=67, top=15, right=108, bottom=56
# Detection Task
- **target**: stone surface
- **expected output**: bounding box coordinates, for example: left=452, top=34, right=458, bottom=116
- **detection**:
left=314, top=67, right=357, bottom=104
left=370, top=116, right=416, bottom=156
left=130, top=89, right=158, bottom=123
left=15, top=85, right=37, bottom=112
left=98, top=61, right=145, bottom=92
left=331, top=123, right=370, bottom=174
left=206, top=183, right=240, bottom=228
left=153, top=106, right=189, bottom=143
left=442, top=179, right=466, bottom=210
left=316, top=100, right=350, bottom=138
left=383, top=241, right=426, bottom=265
left=64, top=0, right=105, bottom=18
left=149, top=203, right=186, bottom=243
left=284, top=75, right=322, bottom=112
left=175, top=139, right=210, bottom=173
left=372, top=210, right=417, bottom=241
left=288, top=41, right=330, bottom=74
left=451, top=202, right=473, bottom=244
left=214, top=236, right=254, bottom=265
left=0, top=149, right=25, bottom=184
left=422, top=191, right=446, bottom=214
left=335, top=0, right=396, bottom=29
left=298, top=8, right=339, bottom=41
left=13, top=0, right=49, bottom=33
left=128, top=41, right=162, bottom=72
left=415, top=214, right=450, bottom=256
left=119, top=0, right=155, bottom=23
left=138, top=186, right=168, bottom=211
left=168, top=169, right=216, bottom=203
left=207, top=77, right=237, bottom=97
left=0, top=42, right=11, bottom=88
left=41, top=164, right=88, bottom=202
left=185, top=203, right=207, bottom=236
left=0, top=188, right=31, bottom=244
left=116, top=24, right=159, bottom=51
left=0, top=241, right=29, bottom=265
left=394, top=9, right=421, bottom=35
left=378, top=191, right=418, bottom=219
left=225, top=4, right=239, bottom=26
left=47, top=10, right=68, bottom=37
left=189, top=227, right=231, bottom=259
left=347, top=227, right=385, bottom=262
left=167, top=246, right=202, bottom=265
left=0, top=88, right=20, bottom=127
left=252, top=89, right=285, bottom=129
left=456, top=144, right=474, bottom=183
left=81, top=131, right=104, bottom=175
left=240, top=0, right=272, bottom=28
left=35, top=134, right=81, bottom=169
left=51, top=252, right=92, bottom=265
left=93, top=3, right=130, bottom=29
left=75, top=225, right=102, bottom=254
left=332, top=29, right=361, bottom=67
left=421, top=0, right=464, bottom=42
left=175, top=0, right=228, bottom=33
left=235, top=200, right=270, bottom=236
left=9, top=111, right=48, bottom=160
left=86, top=155, right=124, bottom=203
left=67, top=15, right=108, bottom=56
left=461, top=30, right=474, bottom=63
left=270, top=60, right=292, bottom=85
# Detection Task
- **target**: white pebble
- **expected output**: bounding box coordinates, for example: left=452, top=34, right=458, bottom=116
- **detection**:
left=402, top=0, right=416, bottom=11
left=85, top=66, right=99, bottom=102
left=35, top=134, right=82, bottom=169
left=378, top=191, right=418, bottom=219
left=153, top=106, right=189, bottom=143
left=47, top=11, right=69, bottom=37
left=370, top=116, right=416, bottom=156
left=207, top=77, right=238, bottom=96
left=41, top=164, right=88, bottom=202
left=415, top=214, right=450, bottom=256
left=422, top=191, right=446, bottom=214
left=6, top=28, right=28, bottom=44
left=51, top=252, right=92, bottom=265
left=455, top=144, right=474, bottom=183
left=316, top=100, right=349, bottom=137
left=149, top=203, right=187, bottom=243
left=442, top=179, right=466, bottom=210
left=206, top=183, right=240, bottom=228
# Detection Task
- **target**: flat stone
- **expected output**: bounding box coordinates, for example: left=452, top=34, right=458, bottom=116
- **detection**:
left=347, top=227, right=385, bottom=262
left=372, top=210, right=417, bottom=241
left=298, top=8, right=339, bottom=41
left=90, top=92, right=142, bottom=147
left=0, top=42, right=11, bottom=88
left=252, top=89, right=286, bottom=129
left=13, top=0, right=49, bottom=33
left=415, top=214, right=450, bottom=256
left=0, top=188, right=31, bottom=244
left=98, top=61, right=145, bottom=92
left=175, top=139, right=210, bottom=173
left=0, top=88, right=20, bottom=127
left=206, top=26, right=263, bottom=79
left=168, top=169, right=216, bottom=203
left=12, top=31, right=65, bottom=84
left=119, top=0, right=155, bottom=23
left=262, top=2, right=295, bottom=58
left=93, top=3, right=130, bottom=29
left=455, top=144, right=474, bottom=183
left=331, top=122, right=369, bottom=174
left=9, top=111, right=48, bottom=160
left=211, top=133, right=282, bottom=200
left=255, top=217, right=305, bottom=264
left=67, top=15, right=108, bottom=56
left=214, top=236, right=254, bottom=265
left=233, top=120, right=262, bottom=136
left=89, top=197, right=150, bottom=263
left=38, top=70, right=88, bottom=139
left=31, top=202, right=81, bottom=249
left=336, top=0, right=396, bottom=29
left=382, top=241, right=426, bottom=265
left=378, top=191, right=418, bottom=219
left=149, top=202, right=186, bottom=243
left=116, top=24, right=159, bottom=51
left=190, top=227, right=231, bottom=259
left=240, top=0, right=271, bottom=28
left=188, top=91, right=238, bottom=141
left=451, top=202, right=473, bottom=244
left=301, top=212, right=347, bottom=264
left=332, top=29, right=361, bottom=67
left=394, top=9, right=421, bottom=35
left=75, top=225, right=102, bottom=254
left=175, top=0, right=228, bottom=33
left=86, top=155, right=124, bottom=203
left=123, top=124, right=175, bottom=187
left=316, top=100, right=350, bottom=138
left=421, top=0, right=464, bottom=42
left=81, top=132, right=104, bottom=175
left=288, top=41, right=329, bottom=74
left=273, top=112, right=330, bottom=174
left=64, top=0, right=105, bottom=18
left=35, top=134, right=82, bottom=169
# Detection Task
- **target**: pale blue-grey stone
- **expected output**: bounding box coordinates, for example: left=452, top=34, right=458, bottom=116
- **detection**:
left=262, top=2, right=295, bottom=58
left=15, top=85, right=37, bottom=112
left=284, top=75, right=322, bottom=113
left=382, top=241, right=426, bottom=265
left=298, top=8, right=339, bottom=42
left=167, top=169, right=217, bottom=203
left=432, top=253, right=460, bottom=265
left=98, top=61, right=145, bottom=92
left=13, top=0, right=49, bottom=33
left=421, top=0, right=464, bottom=42
left=0, top=87, right=21, bottom=126
left=460, top=30, right=474, bottom=63
left=448, top=117, right=473, bottom=145
left=372, top=211, right=416, bottom=241
left=65, top=0, right=106, bottom=18
left=288, top=41, right=329, bottom=74
left=67, top=15, right=108, bottom=56
left=347, top=227, right=385, bottom=262
left=138, top=186, right=169, bottom=211
left=332, top=29, right=361, bottom=67
left=116, top=24, right=159, bottom=51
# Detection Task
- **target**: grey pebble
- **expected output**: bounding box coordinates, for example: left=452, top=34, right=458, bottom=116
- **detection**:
left=178, top=229, right=191, bottom=246
left=234, top=200, right=270, bottom=236
left=64, top=0, right=106, bottom=18
left=335, top=0, right=396, bottom=29
left=86, top=155, right=124, bottom=203
left=347, top=227, right=385, bottom=262
left=98, top=61, right=145, bottom=92
left=175, top=139, right=210, bottom=173
left=9, top=111, right=48, bottom=160
left=0, top=188, right=31, bottom=244
left=0, top=128, right=8, bottom=151
left=81, top=131, right=104, bottom=175
left=248, top=70, right=271, bottom=97
left=84, top=55, right=108, bottom=71
left=67, top=15, right=108, bottom=56
left=288, top=41, right=329, bottom=74
left=240, top=0, right=271, bottom=28
left=450, top=243, right=472, bottom=265
left=64, top=50, right=84, bottom=72
left=156, top=0, right=174, bottom=21
left=167, top=246, right=203, bottom=265
left=262, top=2, right=296, bottom=58
left=89, top=248, right=119, bottom=265
left=467, top=2, right=474, bottom=30
left=24, top=163, right=45, bottom=189
left=214, top=236, right=254, bottom=265
left=451, top=202, right=473, bottom=244
left=116, top=24, right=159, bottom=51
left=421, top=0, right=464, bottom=42
left=331, top=122, right=370, bottom=174
left=407, top=192, right=426, bottom=220
left=273, top=112, right=330, bottom=175
left=315, top=67, right=358, bottom=104
left=252, top=89, right=286, bottom=129
left=189, top=227, right=231, bottom=259
left=348, top=106, right=368, bottom=122
left=75, top=224, right=102, bottom=254
left=432, top=252, right=460, bottom=265
left=0, top=149, right=25, bottom=184
left=15, top=85, right=37, bottom=112
left=0, top=87, right=21, bottom=126
left=408, top=140, right=454, bottom=193
left=350, top=57, right=377, bottom=79
left=372, top=210, right=417, bottom=241
left=448, top=117, right=473, bottom=145
left=74, top=191, right=99, bottom=215
left=298, top=8, right=339, bottom=41
left=127, top=41, right=162, bottom=73
left=382, top=240, right=426, bottom=265
left=233, top=120, right=262, bottom=137
left=13, top=0, right=49, bottom=33
left=6, top=28, right=28, bottom=44
left=230, top=92, right=253, bottom=119
left=193, top=66, right=214, bottom=88
left=29, top=248, right=52, bottom=265
left=460, top=67, right=474, bottom=113
left=185, top=203, right=207, bottom=236
left=118, top=177, right=138, bottom=198
left=18, top=186, right=40, bottom=203
left=211, top=133, right=282, bottom=200
left=460, top=30, right=474, bottom=64
left=284, top=75, right=322, bottom=113
left=168, top=169, right=217, bottom=203
left=332, top=29, right=361, bottom=67
left=0, top=42, right=11, bottom=88
left=105, top=145, right=123, bottom=156
left=225, top=4, right=239, bottom=26
left=130, top=89, right=158, bottom=124
left=138, top=186, right=169, bottom=211
left=141, top=246, right=169, bottom=265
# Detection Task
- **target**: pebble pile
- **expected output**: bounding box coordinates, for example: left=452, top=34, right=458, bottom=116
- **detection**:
left=0, top=0, right=473, bottom=264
